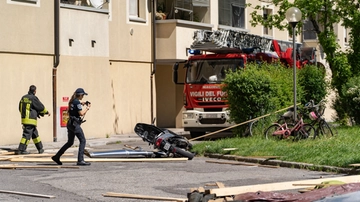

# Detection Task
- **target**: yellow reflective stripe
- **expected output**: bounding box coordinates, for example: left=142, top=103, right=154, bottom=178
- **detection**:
left=21, top=118, right=37, bottom=126
left=33, top=136, right=41, bottom=144
left=40, top=109, right=48, bottom=114
left=26, top=103, right=30, bottom=119
left=20, top=138, right=30, bottom=145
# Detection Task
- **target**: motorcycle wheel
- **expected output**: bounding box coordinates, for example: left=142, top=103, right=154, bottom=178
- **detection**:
left=173, top=146, right=194, bottom=160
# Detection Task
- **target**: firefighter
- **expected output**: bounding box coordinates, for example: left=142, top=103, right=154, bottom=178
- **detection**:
left=52, top=88, right=91, bottom=166
left=18, top=85, right=50, bottom=154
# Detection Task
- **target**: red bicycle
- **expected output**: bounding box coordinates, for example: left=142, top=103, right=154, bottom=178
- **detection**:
left=264, top=110, right=315, bottom=141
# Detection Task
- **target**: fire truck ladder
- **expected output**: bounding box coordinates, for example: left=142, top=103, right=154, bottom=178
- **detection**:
left=191, top=30, right=274, bottom=53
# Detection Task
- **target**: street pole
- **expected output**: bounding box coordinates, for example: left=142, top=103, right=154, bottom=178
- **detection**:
left=291, top=22, right=297, bottom=121
left=286, top=7, right=302, bottom=122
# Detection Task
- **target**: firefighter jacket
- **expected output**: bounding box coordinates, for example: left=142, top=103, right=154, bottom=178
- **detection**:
left=19, top=92, right=48, bottom=126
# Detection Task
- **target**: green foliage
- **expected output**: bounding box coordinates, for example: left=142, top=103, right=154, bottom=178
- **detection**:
left=191, top=126, right=360, bottom=168
left=340, top=76, right=360, bottom=124
left=297, top=65, right=328, bottom=103
left=222, top=63, right=295, bottom=125
left=246, top=0, right=360, bottom=124
left=330, top=53, right=352, bottom=95
left=223, top=63, right=327, bottom=130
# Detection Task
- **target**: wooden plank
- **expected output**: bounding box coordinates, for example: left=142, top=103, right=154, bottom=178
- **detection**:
left=209, top=175, right=360, bottom=197
left=206, top=160, right=279, bottom=168
left=244, top=156, right=280, bottom=159
left=0, top=189, right=56, bottom=199
left=189, top=104, right=301, bottom=141
left=215, top=182, right=233, bottom=202
left=206, top=160, right=257, bottom=166
left=0, top=151, right=15, bottom=155
left=0, top=165, right=79, bottom=169
left=103, top=192, right=187, bottom=202
left=209, top=199, right=225, bottom=202
left=222, top=148, right=238, bottom=151
left=7, top=153, right=74, bottom=158
left=257, top=165, right=280, bottom=168
left=10, top=157, right=188, bottom=163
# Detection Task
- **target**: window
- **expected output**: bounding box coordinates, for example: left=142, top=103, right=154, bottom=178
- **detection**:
left=129, top=0, right=138, bottom=17
left=263, top=8, right=272, bottom=36
left=129, top=0, right=146, bottom=22
left=303, top=20, right=317, bottom=40
left=344, top=27, right=350, bottom=45
left=219, top=0, right=246, bottom=28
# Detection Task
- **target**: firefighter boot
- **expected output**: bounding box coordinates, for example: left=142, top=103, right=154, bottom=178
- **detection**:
left=34, top=139, right=44, bottom=154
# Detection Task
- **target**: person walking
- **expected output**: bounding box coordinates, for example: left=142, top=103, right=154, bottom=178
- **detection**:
left=18, top=85, right=50, bottom=154
left=52, top=88, right=91, bottom=166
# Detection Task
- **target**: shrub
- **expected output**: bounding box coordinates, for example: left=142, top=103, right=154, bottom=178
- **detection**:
left=297, top=65, right=328, bottom=104
left=223, top=63, right=327, bottom=134
left=340, top=75, right=360, bottom=124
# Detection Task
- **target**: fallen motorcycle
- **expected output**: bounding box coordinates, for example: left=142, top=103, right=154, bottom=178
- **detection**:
left=134, top=122, right=195, bottom=160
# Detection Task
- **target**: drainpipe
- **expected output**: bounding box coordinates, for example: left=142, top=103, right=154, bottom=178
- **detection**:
left=53, top=0, right=60, bottom=142
left=150, top=0, right=157, bottom=123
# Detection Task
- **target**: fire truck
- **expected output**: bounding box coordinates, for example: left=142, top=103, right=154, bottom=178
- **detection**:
left=173, top=30, right=317, bottom=138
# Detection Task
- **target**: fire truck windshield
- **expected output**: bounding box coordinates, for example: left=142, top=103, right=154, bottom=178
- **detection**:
left=186, top=59, right=244, bottom=84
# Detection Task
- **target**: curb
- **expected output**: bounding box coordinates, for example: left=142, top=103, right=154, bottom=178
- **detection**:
left=204, top=153, right=360, bottom=175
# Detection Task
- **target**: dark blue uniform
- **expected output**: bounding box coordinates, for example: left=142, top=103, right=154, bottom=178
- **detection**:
left=54, top=98, right=86, bottom=162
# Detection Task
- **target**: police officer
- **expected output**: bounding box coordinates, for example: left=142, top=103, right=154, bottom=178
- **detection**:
left=52, top=88, right=91, bottom=166
left=18, top=85, right=50, bottom=154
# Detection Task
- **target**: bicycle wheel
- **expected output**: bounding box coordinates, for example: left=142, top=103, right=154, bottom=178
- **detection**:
left=249, top=119, right=259, bottom=136
left=294, top=124, right=315, bottom=140
left=319, top=120, right=334, bottom=138
left=264, top=124, right=283, bottom=140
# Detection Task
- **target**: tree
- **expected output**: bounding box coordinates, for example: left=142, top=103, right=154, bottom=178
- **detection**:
left=248, top=0, right=360, bottom=123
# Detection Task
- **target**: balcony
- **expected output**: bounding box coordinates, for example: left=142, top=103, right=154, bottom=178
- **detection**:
left=156, top=0, right=212, bottom=63
left=156, top=20, right=213, bottom=63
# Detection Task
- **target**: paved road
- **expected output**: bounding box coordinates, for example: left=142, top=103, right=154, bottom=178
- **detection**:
left=0, top=137, right=345, bottom=202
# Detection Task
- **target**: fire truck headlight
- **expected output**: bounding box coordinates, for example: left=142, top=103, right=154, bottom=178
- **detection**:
left=183, top=113, right=194, bottom=119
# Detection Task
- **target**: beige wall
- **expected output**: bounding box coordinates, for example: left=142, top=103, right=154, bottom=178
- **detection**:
left=0, top=1, right=54, bottom=54
left=0, top=54, right=53, bottom=145
left=0, top=1, right=155, bottom=145
left=109, top=1, right=152, bottom=62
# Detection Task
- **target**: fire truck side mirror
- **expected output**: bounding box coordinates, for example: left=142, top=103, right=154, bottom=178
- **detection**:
left=173, top=63, right=180, bottom=84
left=173, top=62, right=186, bottom=85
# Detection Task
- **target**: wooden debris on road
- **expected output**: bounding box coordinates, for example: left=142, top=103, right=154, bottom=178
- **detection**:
left=222, top=148, right=238, bottom=151
left=103, top=192, right=187, bottom=202
left=0, top=189, right=56, bottom=199
left=10, top=157, right=188, bottom=163
left=206, top=160, right=279, bottom=168
left=190, top=182, right=233, bottom=202
left=0, top=151, right=15, bottom=155
left=0, top=164, right=79, bottom=169
left=208, top=175, right=360, bottom=197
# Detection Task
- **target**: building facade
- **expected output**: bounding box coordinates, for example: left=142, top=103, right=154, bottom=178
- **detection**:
left=0, top=0, right=342, bottom=145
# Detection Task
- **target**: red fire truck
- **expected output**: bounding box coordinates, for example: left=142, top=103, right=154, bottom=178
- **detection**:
left=173, top=30, right=317, bottom=138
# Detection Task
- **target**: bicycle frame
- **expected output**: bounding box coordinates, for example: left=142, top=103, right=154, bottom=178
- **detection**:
left=272, top=117, right=306, bottom=139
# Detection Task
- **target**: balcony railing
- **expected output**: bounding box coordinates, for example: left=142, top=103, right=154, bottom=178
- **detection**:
left=60, top=0, right=109, bottom=9
left=157, top=0, right=210, bottom=23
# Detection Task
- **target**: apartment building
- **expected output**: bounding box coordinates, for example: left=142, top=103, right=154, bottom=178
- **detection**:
left=0, top=0, right=343, bottom=145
